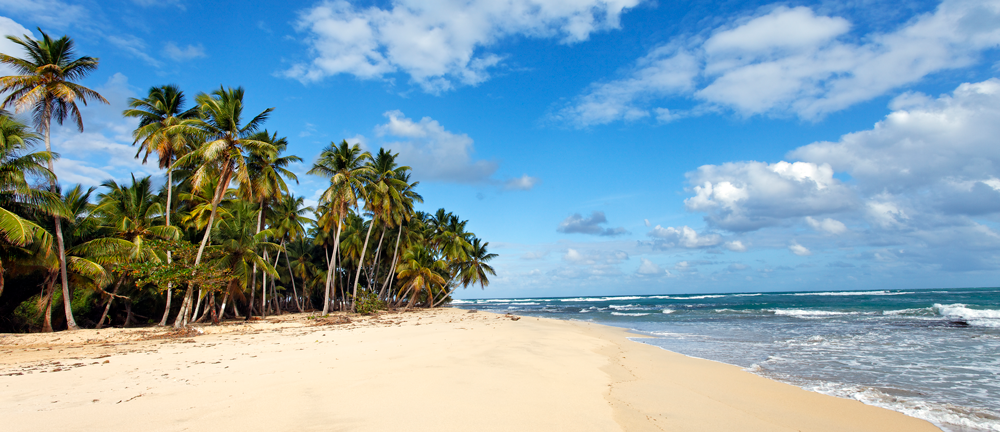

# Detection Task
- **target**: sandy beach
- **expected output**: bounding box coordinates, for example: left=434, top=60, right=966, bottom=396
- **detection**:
left=0, top=308, right=941, bottom=432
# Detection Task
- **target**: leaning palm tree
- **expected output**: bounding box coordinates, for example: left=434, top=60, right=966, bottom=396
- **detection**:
left=170, top=86, right=274, bottom=327
left=396, top=244, right=447, bottom=309
left=122, top=85, right=197, bottom=325
left=0, top=29, right=109, bottom=330
left=270, top=195, right=313, bottom=311
left=433, top=238, right=496, bottom=307
left=307, top=140, right=371, bottom=314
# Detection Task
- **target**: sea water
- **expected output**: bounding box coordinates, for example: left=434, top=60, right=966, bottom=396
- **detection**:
left=453, top=288, right=1000, bottom=432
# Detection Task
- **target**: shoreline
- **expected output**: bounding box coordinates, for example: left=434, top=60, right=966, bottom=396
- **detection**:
left=0, top=308, right=941, bottom=431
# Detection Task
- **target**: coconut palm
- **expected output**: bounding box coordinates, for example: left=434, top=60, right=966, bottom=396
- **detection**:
left=270, top=195, right=313, bottom=311
left=210, top=201, right=279, bottom=323
left=170, top=86, right=274, bottom=326
left=122, top=85, right=197, bottom=325
left=396, top=244, right=447, bottom=309
left=0, top=112, right=60, bottom=298
left=433, top=238, right=496, bottom=307
left=0, top=29, right=109, bottom=330
left=241, top=130, right=299, bottom=316
left=307, top=140, right=371, bottom=313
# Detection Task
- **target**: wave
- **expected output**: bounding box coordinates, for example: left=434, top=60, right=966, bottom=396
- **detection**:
left=610, top=312, right=651, bottom=317
left=733, top=293, right=762, bottom=297
left=662, top=309, right=675, bottom=314
left=609, top=304, right=641, bottom=310
left=790, top=290, right=914, bottom=297
left=714, top=308, right=755, bottom=314
left=934, top=303, right=1000, bottom=328
left=770, top=309, right=856, bottom=318
left=559, top=296, right=644, bottom=302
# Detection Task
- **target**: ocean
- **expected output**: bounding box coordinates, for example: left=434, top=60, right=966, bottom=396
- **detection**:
left=452, top=288, right=1000, bottom=432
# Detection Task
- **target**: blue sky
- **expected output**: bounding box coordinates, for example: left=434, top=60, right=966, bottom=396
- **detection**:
left=2, top=0, right=999, bottom=298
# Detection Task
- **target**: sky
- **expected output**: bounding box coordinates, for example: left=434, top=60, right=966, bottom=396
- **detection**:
left=1, top=0, right=999, bottom=299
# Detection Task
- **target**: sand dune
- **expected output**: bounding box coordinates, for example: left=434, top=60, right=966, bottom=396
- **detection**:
left=0, top=308, right=940, bottom=431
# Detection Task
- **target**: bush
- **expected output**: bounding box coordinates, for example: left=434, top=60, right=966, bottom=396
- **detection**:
left=354, top=290, right=385, bottom=315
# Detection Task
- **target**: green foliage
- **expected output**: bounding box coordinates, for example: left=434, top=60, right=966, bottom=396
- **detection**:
left=354, top=289, right=385, bottom=315
left=116, top=239, right=230, bottom=294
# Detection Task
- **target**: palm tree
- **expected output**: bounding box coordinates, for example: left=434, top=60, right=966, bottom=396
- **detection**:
left=349, top=148, right=410, bottom=311
left=241, top=130, right=299, bottom=317
left=210, top=201, right=279, bottom=323
left=122, top=85, right=197, bottom=325
left=396, top=244, right=447, bottom=309
left=433, top=238, right=496, bottom=307
left=77, top=175, right=179, bottom=327
left=0, top=112, right=59, bottom=298
left=270, top=195, right=313, bottom=311
left=307, top=140, right=371, bottom=314
left=0, top=29, right=109, bottom=330
left=170, top=86, right=274, bottom=327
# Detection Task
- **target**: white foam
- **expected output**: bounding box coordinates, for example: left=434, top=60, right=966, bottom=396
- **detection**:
left=609, top=304, right=640, bottom=310
left=791, top=290, right=913, bottom=297
left=559, top=296, right=644, bottom=302
left=934, top=303, right=1000, bottom=327
left=882, top=307, right=933, bottom=316
left=770, top=309, right=855, bottom=318
left=733, top=293, right=762, bottom=297
left=610, top=312, right=651, bottom=317
left=662, top=309, right=676, bottom=314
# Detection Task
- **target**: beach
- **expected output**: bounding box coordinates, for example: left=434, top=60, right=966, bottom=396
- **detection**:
left=0, top=308, right=940, bottom=432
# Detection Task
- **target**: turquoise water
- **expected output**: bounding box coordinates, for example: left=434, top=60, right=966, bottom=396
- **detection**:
left=454, top=288, right=1000, bottom=432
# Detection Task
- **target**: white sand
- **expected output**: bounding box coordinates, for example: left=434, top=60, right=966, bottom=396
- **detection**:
left=0, top=308, right=941, bottom=431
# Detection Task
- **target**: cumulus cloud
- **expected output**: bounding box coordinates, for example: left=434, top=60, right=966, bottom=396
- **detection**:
left=636, top=258, right=663, bottom=275
left=374, top=110, right=497, bottom=183
left=504, top=174, right=540, bottom=191
left=558, top=0, right=1000, bottom=126
left=47, top=74, right=162, bottom=187
left=805, top=216, right=848, bottom=235
left=646, top=225, right=721, bottom=248
left=558, top=247, right=629, bottom=278
left=789, top=242, right=812, bottom=256
left=285, top=0, right=641, bottom=92
left=684, top=160, right=855, bottom=232
left=724, top=240, right=747, bottom=252
left=163, top=42, right=207, bottom=61
left=557, top=211, right=627, bottom=236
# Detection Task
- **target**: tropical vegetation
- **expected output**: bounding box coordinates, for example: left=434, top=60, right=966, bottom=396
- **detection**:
left=0, top=29, right=495, bottom=332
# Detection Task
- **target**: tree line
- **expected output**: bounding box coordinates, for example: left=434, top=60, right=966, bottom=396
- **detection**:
left=0, top=29, right=496, bottom=332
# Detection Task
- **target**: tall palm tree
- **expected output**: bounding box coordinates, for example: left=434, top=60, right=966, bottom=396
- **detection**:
left=349, top=148, right=410, bottom=311
left=0, top=29, right=109, bottom=330
left=307, top=140, right=371, bottom=314
left=122, top=85, right=196, bottom=325
left=433, top=238, right=496, bottom=307
left=241, top=130, right=299, bottom=317
left=0, top=112, right=59, bottom=298
left=170, top=86, right=274, bottom=327
left=270, top=195, right=313, bottom=312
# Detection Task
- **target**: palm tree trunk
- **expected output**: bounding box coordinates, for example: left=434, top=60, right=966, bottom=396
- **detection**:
left=261, top=250, right=269, bottom=318
left=367, top=227, right=386, bottom=296
left=192, top=289, right=204, bottom=319
left=351, top=217, right=376, bottom=311
left=322, top=216, right=343, bottom=314
left=176, top=167, right=231, bottom=327
left=96, top=277, right=124, bottom=329
left=283, top=240, right=302, bottom=312
left=270, top=251, right=282, bottom=314
left=379, top=225, right=403, bottom=301
left=160, top=167, right=174, bottom=326
left=39, top=272, right=57, bottom=332
left=42, top=126, right=78, bottom=330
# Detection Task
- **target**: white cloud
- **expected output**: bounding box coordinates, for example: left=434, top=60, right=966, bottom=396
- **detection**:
left=684, top=160, right=855, bottom=232
left=643, top=218, right=650, bottom=227
left=805, top=216, right=848, bottom=235
left=558, top=0, right=1000, bottom=126
left=504, top=174, right=540, bottom=191
left=105, top=34, right=162, bottom=67
left=285, top=0, right=641, bottom=92
left=374, top=110, right=497, bottom=183
left=47, top=73, right=162, bottom=188
left=0, top=0, right=91, bottom=30
left=636, top=258, right=662, bottom=275
left=163, top=42, right=206, bottom=61
left=789, top=242, right=812, bottom=256
left=646, top=225, right=721, bottom=248
left=724, top=240, right=747, bottom=252
left=557, top=211, right=627, bottom=236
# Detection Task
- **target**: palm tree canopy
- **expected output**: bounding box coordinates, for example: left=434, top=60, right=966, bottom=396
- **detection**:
left=122, top=84, right=198, bottom=168
left=0, top=28, right=108, bottom=132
